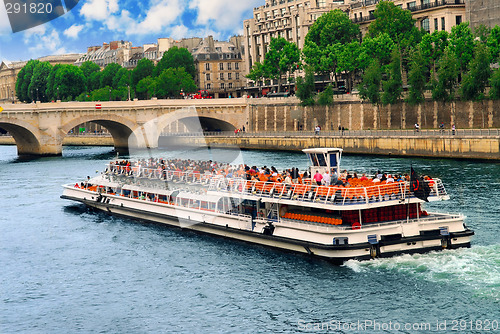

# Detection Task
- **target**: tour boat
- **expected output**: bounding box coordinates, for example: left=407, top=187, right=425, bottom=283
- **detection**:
left=61, top=148, right=474, bottom=263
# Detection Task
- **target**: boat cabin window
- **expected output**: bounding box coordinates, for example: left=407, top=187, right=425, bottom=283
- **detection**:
left=329, top=154, right=338, bottom=169
left=308, top=153, right=327, bottom=167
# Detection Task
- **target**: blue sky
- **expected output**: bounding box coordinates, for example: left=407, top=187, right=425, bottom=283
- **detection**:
left=0, top=0, right=262, bottom=62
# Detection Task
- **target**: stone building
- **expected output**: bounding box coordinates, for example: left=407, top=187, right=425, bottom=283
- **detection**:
left=192, top=36, right=246, bottom=98
left=75, top=40, right=143, bottom=68
left=0, top=53, right=81, bottom=103
left=465, top=0, right=500, bottom=30
left=349, top=0, right=466, bottom=35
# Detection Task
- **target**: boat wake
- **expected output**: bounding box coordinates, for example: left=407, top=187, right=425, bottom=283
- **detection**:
left=344, top=244, right=500, bottom=301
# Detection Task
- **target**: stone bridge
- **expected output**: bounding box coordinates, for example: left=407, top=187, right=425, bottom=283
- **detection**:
left=0, top=98, right=249, bottom=156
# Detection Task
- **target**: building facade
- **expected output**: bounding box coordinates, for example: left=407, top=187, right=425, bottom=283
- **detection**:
left=192, top=36, right=246, bottom=98
left=0, top=54, right=81, bottom=103
left=465, top=0, right=500, bottom=30
left=349, top=0, right=466, bottom=35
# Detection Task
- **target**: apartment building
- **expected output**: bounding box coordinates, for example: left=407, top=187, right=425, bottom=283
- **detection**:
left=192, top=36, right=246, bottom=98
left=349, top=0, right=466, bottom=35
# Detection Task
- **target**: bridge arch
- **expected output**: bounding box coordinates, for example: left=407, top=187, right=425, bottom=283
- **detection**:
left=61, top=115, right=141, bottom=152
left=0, top=119, right=43, bottom=156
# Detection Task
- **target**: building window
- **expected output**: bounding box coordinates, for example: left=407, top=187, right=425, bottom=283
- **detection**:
left=456, top=15, right=462, bottom=26
left=220, top=73, right=224, bottom=80
left=206, top=83, right=211, bottom=90
left=228, top=83, right=233, bottom=89
left=441, top=17, right=445, bottom=31
left=421, top=18, right=430, bottom=32
left=220, top=83, right=225, bottom=89
left=205, top=63, right=210, bottom=70
left=317, top=0, right=326, bottom=7
left=236, top=73, right=240, bottom=80
left=407, top=1, right=416, bottom=9
left=235, top=63, right=239, bottom=70
left=219, top=63, right=224, bottom=70
left=228, top=73, right=232, bottom=80
left=434, top=18, right=438, bottom=31
left=228, top=63, right=232, bottom=70
left=206, top=73, right=210, bottom=81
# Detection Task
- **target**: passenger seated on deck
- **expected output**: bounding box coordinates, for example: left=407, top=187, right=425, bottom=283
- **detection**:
left=386, top=174, right=395, bottom=183
left=334, top=179, right=344, bottom=186
left=360, top=173, right=368, bottom=181
left=313, top=171, right=323, bottom=186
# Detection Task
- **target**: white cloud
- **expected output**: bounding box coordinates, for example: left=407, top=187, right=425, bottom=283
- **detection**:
left=80, top=0, right=119, bottom=21
left=0, top=4, right=11, bottom=35
left=189, top=0, right=260, bottom=32
left=63, top=24, right=84, bottom=38
left=25, top=27, right=67, bottom=57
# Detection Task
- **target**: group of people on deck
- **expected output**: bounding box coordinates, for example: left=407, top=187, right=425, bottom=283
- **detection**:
left=108, top=158, right=419, bottom=188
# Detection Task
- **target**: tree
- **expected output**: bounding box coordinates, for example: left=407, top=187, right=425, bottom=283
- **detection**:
left=15, top=59, right=39, bottom=102
left=28, top=61, right=52, bottom=102
left=432, top=47, right=459, bottom=102
left=303, top=9, right=359, bottom=81
left=100, top=63, right=121, bottom=88
left=406, top=47, right=428, bottom=105
left=382, top=49, right=402, bottom=105
left=154, top=47, right=196, bottom=79
left=79, top=61, right=101, bottom=90
left=316, top=84, right=334, bottom=106
left=132, top=58, right=154, bottom=89
left=295, top=67, right=315, bottom=106
left=337, top=41, right=363, bottom=93
left=136, top=76, right=156, bottom=100
left=46, top=64, right=62, bottom=100
left=88, top=71, right=102, bottom=91
left=358, top=33, right=395, bottom=68
left=246, top=61, right=267, bottom=85
left=113, top=67, right=131, bottom=89
left=54, top=65, right=86, bottom=101
left=449, top=22, right=475, bottom=75
left=489, top=67, right=500, bottom=99
left=155, top=67, right=197, bottom=99
left=368, top=1, right=421, bottom=51
left=460, top=42, right=491, bottom=101
left=358, top=59, right=382, bottom=106
left=262, top=37, right=300, bottom=92
left=487, top=25, right=500, bottom=62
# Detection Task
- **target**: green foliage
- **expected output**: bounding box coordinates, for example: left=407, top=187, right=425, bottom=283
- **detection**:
left=28, top=61, right=52, bottom=102
left=132, top=58, right=154, bottom=88
left=358, top=33, right=396, bottom=68
left=79, top=61, right=101, bottom=90
left=489, top=67, right=500, bottom=99
left=15, top=59, right=39, bottom=102
left=155, top=67, right=197, bottom=99
left=368, top=1, right=420, bottom=46
left=487, top=25, right=500, bottom=62
left=262, top=37, right=300, bottom=91
left=45, top=64, right=62, bottom=101
left=295, top=68, right=316, bottom=106
left=358, top=60, right=382, bottom=106
left=54, top=65, right=86, bottom=101
left=474, top=24, right=491, bottom=44
left=113, top=67, right=131, bottom=89
left=154, top=47, right=196, bottom=79
left=432, top=47, right=459, bottom=102
left=460, top=43, right=491, bottom=101
left=316, top=84, right=334, bottom=106
left=305, top=9, right=360, bottom=46
left=136, top=76, right=156, bottom=100
left=100, top=63, right=121, bottom=88
left=406, top=47, right=428, bottom=105
left=449, top=22, right=475, bottom=74
left=303, top=9, right=359, bottom=77
left=382, top=49, right=402, bottom=105
left=246, top=61, right=266, bottom=83
left=88, top=71, right=102, bottom=91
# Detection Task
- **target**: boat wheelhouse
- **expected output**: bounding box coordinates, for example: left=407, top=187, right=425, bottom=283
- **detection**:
left=61, top=148, right=474, bottom=263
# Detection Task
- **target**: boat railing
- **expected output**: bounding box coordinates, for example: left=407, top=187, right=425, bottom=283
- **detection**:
left=211, top=178, right=448, bottom=206
left=104, top=164, right=448, bottom=205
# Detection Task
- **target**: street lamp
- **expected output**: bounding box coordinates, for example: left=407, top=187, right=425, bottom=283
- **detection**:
left=36, top=88, right=39, bottom=102
left=11, top=90, right=14, bottom=104
left=109, top=88, right=111, bottom=101
left=127, top=84, right=131, bottom=101
left=57, top=87, right=59, bottom=101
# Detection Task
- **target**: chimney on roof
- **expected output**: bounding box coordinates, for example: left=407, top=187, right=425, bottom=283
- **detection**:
left=207, top=35, right=215, bottom=52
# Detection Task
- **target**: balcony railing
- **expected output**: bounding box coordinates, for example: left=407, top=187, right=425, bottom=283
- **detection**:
left=351, top=0, right=465, bottom=23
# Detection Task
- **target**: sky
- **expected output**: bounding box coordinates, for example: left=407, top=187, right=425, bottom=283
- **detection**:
left=0, top=0, right=262, bottom=62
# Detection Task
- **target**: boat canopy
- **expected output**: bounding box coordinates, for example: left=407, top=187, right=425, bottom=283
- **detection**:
left=302, top=148, right=343, bottom=176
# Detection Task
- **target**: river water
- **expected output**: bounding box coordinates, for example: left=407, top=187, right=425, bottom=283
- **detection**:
left=0, top=145, right=499, bottom=333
